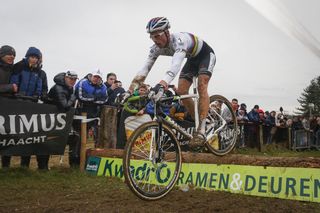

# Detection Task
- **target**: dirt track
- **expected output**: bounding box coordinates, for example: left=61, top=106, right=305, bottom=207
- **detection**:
left=2, top=149, right=320, bottom=212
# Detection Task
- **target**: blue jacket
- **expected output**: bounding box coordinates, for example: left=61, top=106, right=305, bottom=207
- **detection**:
left=10, top=59, right=42, bottom=97
left=75, top=78, right=108, bottom=104
left=265, top=115, right=276, bottom=126
left=145, top=101, right=170, bottom=115
left=247, top=109, right=260, bottom=123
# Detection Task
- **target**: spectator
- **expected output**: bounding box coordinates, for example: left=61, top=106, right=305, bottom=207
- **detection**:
left=236, top=104, right=248, bottom=148
left=258, top=109, right=266, bottom=123
left=231, top=98, right=239, bottom=113
left=134, top=83, right=149, bottom=96
left=83, top=73, right=93, bottom=81
left=134, top=86, right=173, bottom=117
left=302, top=116, right=310, bottom=131
left=276, top=107, right=287, bottom=127
left=10, top=47, right=43, bottom=102
left=134, top=84, right=149, bottom=116
left=75, top=70, right=108, bottom=145
left=221, top=98, right=239, bottom=123
left=286, top=118, right=293, bottom=127
left=292, top=116, right=304, bottom=130
left=104, top=72, right=117, bottom=99
left=247, top=105, right=260, bottom=148
left=0, top=45, right=17, bottom=168
left=0, top=45, right=17, bottom=95
left=309, top=116, right=319, bottom=146
left=236, top=104, right=249, bottom=122
left=9, top=47, right=43, bottom=168
left=108, top=80, right=125, bottom=105
left=47, top=71, right=78, bottom=167
left=248, top=105, right=260, bottom=123
left=76, top=70, right=108, bottom=107
left=265, top=110, right=277, bottom=144
left=47, top=71, right=78, bottom=111
left=310, top=116, right=317, bottom=131
left=313, top=117, right=320, bottom=145
left=104, top=72, right=117, bottom=89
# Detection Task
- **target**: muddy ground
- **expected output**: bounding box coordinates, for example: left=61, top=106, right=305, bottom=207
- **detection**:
left=1, top=149, right=320, bottom=212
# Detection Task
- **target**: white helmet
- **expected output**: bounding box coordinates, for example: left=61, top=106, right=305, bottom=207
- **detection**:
left=146, top=17, right=170, bottom=33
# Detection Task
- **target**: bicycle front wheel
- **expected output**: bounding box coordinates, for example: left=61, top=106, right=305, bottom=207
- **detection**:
left=123, top=121, right=182, bottom=200
left=205, top=95, right=238, bottom=156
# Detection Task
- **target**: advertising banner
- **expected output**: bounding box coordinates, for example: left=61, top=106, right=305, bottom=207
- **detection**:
left=86, top=156, right=320, bottom=203
left=0, top=97, right=74, bottom=155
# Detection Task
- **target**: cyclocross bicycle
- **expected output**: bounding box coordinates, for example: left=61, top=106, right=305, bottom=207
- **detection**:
left=122, top=77, right=238, bottom=200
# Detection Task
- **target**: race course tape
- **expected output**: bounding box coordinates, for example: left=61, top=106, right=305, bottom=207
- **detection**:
left=86, top=156, right=320, bottom=203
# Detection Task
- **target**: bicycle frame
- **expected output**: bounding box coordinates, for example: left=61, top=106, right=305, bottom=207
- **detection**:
left=123, top=76, right=231, bottom=159
left=153, top=77, right=229, bottom=148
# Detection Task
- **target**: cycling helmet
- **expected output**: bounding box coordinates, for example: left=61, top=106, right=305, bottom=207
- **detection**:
left=146, top=17, right=170, bottom=33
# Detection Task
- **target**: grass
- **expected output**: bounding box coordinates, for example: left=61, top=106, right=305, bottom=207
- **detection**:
left=0, top=167, right=123, bottom=190
left=0, top=167, right=130, bottom=212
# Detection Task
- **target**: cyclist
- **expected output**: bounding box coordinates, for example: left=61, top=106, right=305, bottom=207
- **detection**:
left=125, top=17, right=216, bottom=148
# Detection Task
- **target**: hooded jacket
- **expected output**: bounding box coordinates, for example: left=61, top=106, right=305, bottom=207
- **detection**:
left=75, top=78, right=108, bottom=105
left=47, top=72, right=76, bottom=111
left=10, top=59, right=42, bottom=97
left=248, top=109, right=260, bottom=123
left=0, top=60, right=14, bottom=94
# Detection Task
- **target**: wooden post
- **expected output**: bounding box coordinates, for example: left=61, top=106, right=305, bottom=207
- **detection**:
left=288, top=127, right=292, bottom=150
left=80, top=112, right=87, bottom=172
left=259, top=124, right=264, bottom=152
left=97, top=106, right=118, bottom=148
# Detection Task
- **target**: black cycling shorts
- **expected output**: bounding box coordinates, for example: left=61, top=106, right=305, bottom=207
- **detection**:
left=179, top=41, right=216, bottom=83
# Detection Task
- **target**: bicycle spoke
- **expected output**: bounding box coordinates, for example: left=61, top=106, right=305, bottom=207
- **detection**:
left=205, top=95, right=238, bottom=156
left=124, top=122, right=181, bottom=200
left=131, top=149, right=149, bottom=160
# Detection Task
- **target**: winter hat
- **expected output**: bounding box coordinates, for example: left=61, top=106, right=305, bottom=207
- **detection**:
left=65, top=70, right=78, bottom=79
left=0, top=45, right=16, bottom=58
left=240, top=103, right=247, bottom=110
left=25, top=47, right=41, bottom=59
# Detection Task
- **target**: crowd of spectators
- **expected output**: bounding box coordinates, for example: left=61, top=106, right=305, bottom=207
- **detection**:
left=1, top=45, right=319, bottom=169
left=230, top=98, right=320, bottom=149
left=0, top=45, right=126, bottom=169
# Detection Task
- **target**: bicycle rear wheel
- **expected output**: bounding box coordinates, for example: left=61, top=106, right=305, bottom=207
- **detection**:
left=205, top=95, right=238, bottom=156
left=123, top=121, right=182, bottom=200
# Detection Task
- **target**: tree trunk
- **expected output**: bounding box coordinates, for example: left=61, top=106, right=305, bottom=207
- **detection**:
left=97, top=106, right=118, bottom=148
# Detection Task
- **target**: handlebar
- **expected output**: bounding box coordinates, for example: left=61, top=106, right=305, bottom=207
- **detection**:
left=122, top=93, right=179, bottom=114
left=123, top=95, right=142, bottom=114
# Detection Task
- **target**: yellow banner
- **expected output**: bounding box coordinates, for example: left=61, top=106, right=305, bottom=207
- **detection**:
left=86, top=156, right=320, bottom=203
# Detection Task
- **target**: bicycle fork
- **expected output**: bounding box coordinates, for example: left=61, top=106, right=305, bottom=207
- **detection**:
left=148, top=121, right=165, bottom=164
left=205, top=108, right=227, bottom=142
left=192, top=76, right=199, bottom=131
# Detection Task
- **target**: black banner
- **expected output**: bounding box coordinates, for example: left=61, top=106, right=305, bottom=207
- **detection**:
left=0, top=97, right=74, bottom=156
